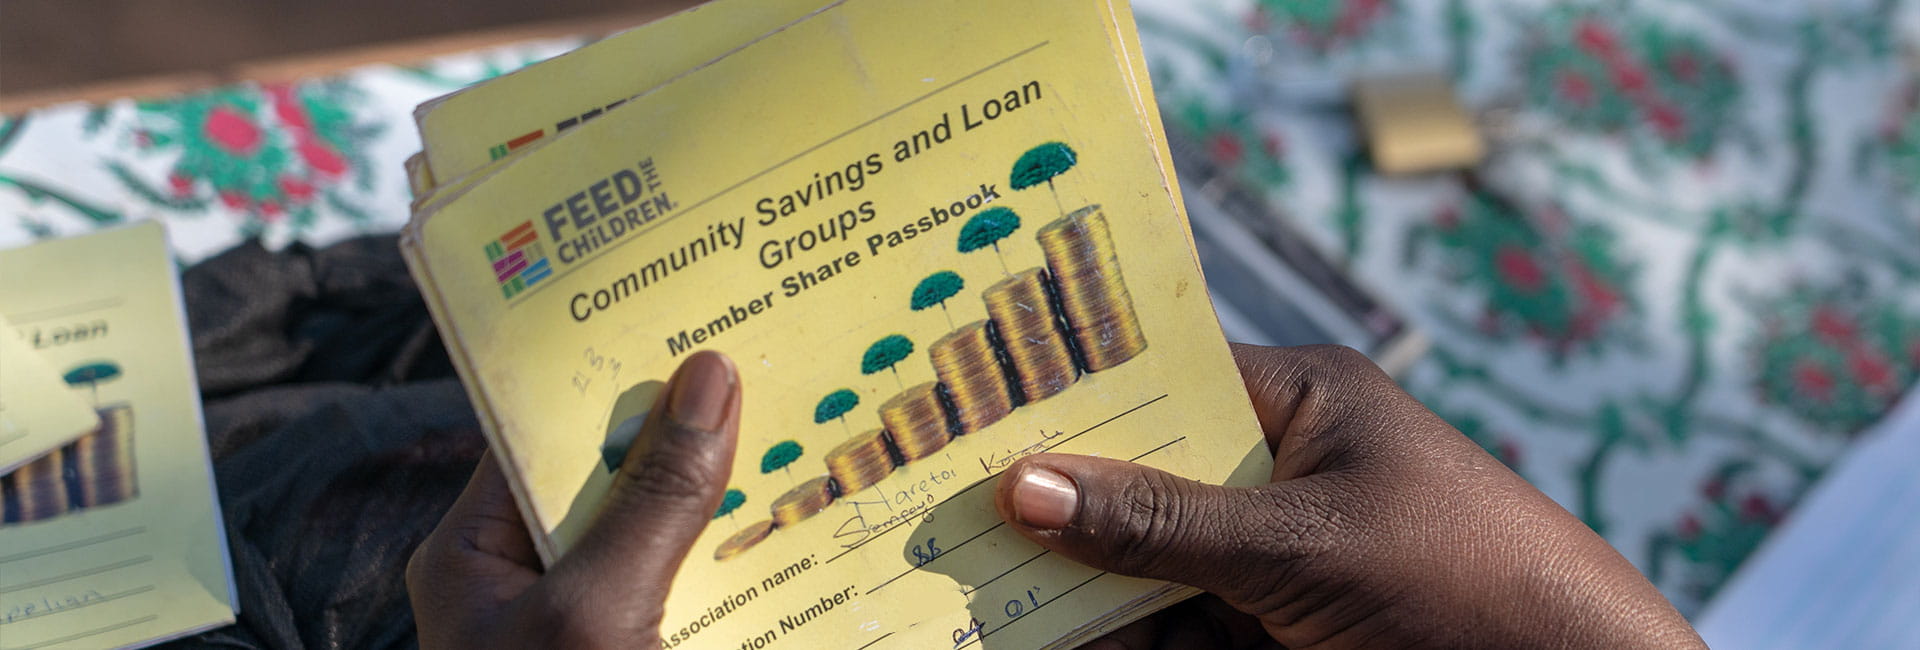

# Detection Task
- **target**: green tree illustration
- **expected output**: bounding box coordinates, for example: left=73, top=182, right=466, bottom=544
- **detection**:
left=1010, top=141, right=1078, bottom=217
left=862, top=334, right=916, bottom=390
left=910, top=271, right=966, bottom=328
left=62, top=361, right=122, bottom=407
left=714, top=488, right=746, bottom=521
left=958, top=207, right=1022, bottom=274
left=814, top=389, right=861, bottom=434
left=761, top=440, right=804, bottom=479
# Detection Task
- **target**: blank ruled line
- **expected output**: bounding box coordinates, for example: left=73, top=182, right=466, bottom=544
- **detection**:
left=0, top=585, right=154, bottom=626
left=957, top=571, right=1110, bottom=649
left=826, top=395, right=1168, bottom=565
left=3, top=298, right=124, bottom=325
left=960, top=550, right=1049, bottom=596
left=0, top=527, right=146, bottom=564
left=0, top=556, right=150, bottom=594
left=9, top=614, right=157, bottom=650
left=852, top=632, right=893, bottom=650
left=1129, top=436, right=1187, bottom=462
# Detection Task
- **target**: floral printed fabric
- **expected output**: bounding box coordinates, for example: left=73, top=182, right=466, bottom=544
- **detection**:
left=0, top=38, right=581, bottom=261
left=1136, top=0, right=1920, bottom=613
left=2, top=1, right=1918, bottom=615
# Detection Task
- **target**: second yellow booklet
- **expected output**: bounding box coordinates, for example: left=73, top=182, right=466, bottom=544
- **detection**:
left=404, top=0, right=1271, bottom=647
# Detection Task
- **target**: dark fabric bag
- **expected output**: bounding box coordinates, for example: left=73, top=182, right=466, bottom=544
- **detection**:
left=164, top=236, right=475, bottom=649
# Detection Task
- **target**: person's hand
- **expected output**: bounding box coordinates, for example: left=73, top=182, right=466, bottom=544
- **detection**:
left=995, top=344, right=1704, bottom=649
left=407, top=350, right=741, bottom=648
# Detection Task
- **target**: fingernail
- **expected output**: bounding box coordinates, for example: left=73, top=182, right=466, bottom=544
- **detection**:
left=1011, top=466, right=1078, bottom=529
left=667, top=352, right=735, bottom=432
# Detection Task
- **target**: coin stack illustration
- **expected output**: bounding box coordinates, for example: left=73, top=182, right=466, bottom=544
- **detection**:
left=2, top=450, right=69, bottom=523
left=825, top=429, right=896, bottom=496
left=879, top=383, right=953, bottom=462
left=984, top=269, right=1081, bottom=404
left=714, top=141, right=1151, bottom=561
left=73, top=404, right=138, bottom=508
left=770, top=476, right=835, bottom=527
left=714, top=520, right=776, bottom=561
left=2, top=404, right=142, bottom=524
left=1038, top=206, right=1148, bottom=371
left=929, top=322, right=1017, bottom=433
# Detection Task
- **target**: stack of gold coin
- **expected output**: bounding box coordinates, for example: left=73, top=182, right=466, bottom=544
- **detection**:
left=770, top=476, right=835, bottom=527
left=983, top=268, right=1079, bottom=403
left=4, top=450, right=68, bottom=523
left=929, top=322, right=1015, bottom=434
left=879, top=382, right=952, bottom=461
left=1038, top=207, right=1148, bottom=372
left=825, top=429, right=895, bottom=497
left=73, top=405, right=137, bottom=508
left=714, top=519, right=776, bottom=561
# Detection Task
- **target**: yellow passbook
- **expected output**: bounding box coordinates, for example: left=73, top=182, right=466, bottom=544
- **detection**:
left=411, top=0, right=830, bottom=186
left=0, top=312, right=100, bottom=475
left=0, top=223, right=237, bottom=648
left=403, top=1, right=1270, bottom=648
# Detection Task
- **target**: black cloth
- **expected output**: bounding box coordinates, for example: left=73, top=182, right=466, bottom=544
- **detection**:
left=163, top=236, right=476, bottom=649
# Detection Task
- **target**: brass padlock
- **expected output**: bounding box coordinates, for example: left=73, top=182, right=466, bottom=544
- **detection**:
left=1352, top=72, right=1486, bottom=176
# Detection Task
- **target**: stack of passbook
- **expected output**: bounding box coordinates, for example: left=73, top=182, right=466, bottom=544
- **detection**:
left=0, top=223, right=236, bottom=648
left=400, top=0, right=1279, bottom=647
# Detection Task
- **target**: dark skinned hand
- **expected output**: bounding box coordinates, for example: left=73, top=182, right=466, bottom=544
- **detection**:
left=994, top=344, right=1705, bottom=649
left=407, top=345, right=1700, bottom=648
left=406, top=350, right=740, bottom=648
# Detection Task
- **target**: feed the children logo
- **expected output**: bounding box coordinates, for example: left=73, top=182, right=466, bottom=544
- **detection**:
left=485, top=221, right=552, bottom=299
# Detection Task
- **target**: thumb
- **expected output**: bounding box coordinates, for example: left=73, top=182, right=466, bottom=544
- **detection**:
left=994, top=453, right=1333, bottom=610
left=546, top=350, right=741, bottom=615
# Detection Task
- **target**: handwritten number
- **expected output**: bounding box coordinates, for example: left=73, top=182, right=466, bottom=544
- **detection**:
left=1005, top=587, right=1041, bottom=619
left=951, top=617, right=985, bottom=646
left=911, top=537, right=943, bottom=567
left=574, top=348, right=624, bottom=398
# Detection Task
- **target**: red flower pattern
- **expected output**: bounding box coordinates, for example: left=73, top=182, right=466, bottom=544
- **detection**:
left=1849, top=350, right=1895, bottom=390
left=203, top=106, right=262, bottom=156
left=1677, top=514, right=1702, bottom=539
left=1812, top=307, right=1857, bottom=344
left=1209, top=132, right=1244, bottom=165
left=1559, top=72, right=1596, bottom=107
left=298, top=137, right=348, bottom=178
left=1794, top=362, right=1834, bottom=400
left=1739, top=494, right=1778, bottom=524
left=1575, top=20, right=1620, bottom=59
left=1645, top=103, right=1687, bottom=141
left=1668, top=52, right=1702, bottom=83
left=1613, top=64, right=1652, bottom=95
left=268, top=85, right=311, bottom=132
left=278, top=175, right=315, bottom=203
left=1535, top=13, right=1737, bottom=158
left=1496, top=246, right=1547, bottom=293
